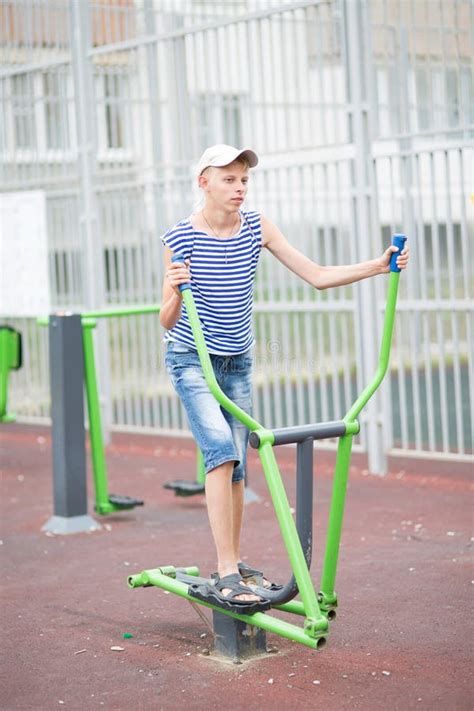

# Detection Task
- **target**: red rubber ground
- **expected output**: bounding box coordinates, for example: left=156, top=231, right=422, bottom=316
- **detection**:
left=1, top=424, right=472, bottom=710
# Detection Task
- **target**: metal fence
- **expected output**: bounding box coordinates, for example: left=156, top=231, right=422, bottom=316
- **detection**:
left=1, top=0, right=472, bottom=471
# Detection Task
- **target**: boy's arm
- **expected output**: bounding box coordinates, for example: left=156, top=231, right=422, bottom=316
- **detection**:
left=159, top=247, right=191, bottom=330
left=261, top=215, right=409, bottom=290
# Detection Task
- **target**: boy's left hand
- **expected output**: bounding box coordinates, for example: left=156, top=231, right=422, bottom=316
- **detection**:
left=378, top=243, right=410, bottom=273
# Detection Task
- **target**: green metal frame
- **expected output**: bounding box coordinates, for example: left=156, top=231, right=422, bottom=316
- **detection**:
left=129, top=269, right=403, bottom=647
left=39, top=306, right=160, bottom=514
left=38, top=303, right=206, bottom=513
left=128, top=566, right=324, bottom=650
left=196, top=448, right=205, bottom=485
left=0, top=326, right=22, bottom=423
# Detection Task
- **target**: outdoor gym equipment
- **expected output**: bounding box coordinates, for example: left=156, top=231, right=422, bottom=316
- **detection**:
left=38, top=304, right=234, bottom=532
left=128, top=235, right=407, bottom=652
left=39, top=306, right=158, bottom=514
left=78, top=308, right=258, bottom=501
left=163, top=433, right=259, bottom=500
left=163, top=447, right=206, bottom=497
left=80, top=305, right=206, bottom=502
left=0, top=325, right=22, bottom=423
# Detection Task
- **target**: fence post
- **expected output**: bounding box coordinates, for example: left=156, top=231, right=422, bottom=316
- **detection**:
left=167, top=13, right=193, bottom=191
left=69, top=0, right=112, bottom=443
left=143, top=0, right=166, bottom=287
left=342, top=0, right=387, bottom=474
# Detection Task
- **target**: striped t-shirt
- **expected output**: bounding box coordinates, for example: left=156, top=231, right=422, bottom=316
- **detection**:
left=161, top=210, right=262, bottom=355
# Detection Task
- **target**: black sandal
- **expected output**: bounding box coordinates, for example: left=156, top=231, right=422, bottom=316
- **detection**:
left=188, top=573, right=271, bottom=615
left=238, top=562, right=283, bottom=592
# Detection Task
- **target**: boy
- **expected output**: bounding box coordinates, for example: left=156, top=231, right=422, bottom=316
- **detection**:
left=160, top=144, right=409, bottom=613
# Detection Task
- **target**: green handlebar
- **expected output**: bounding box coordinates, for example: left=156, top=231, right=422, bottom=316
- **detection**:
left=37, top=304, right=161, bottom=327
left=180, top=288, right=262, bottom=432
left=171, top=252, right=261, bottom=431
left=344, top=270, right=401, bottom=423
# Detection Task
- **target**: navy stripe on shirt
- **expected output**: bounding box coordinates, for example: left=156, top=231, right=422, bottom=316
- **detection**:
left=161, top=210, right=262, bottom=355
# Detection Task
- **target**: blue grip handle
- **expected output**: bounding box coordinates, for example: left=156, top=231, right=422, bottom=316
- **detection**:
left=390, top=234, right=407, bottom=273
left=171, top=253, right=191, bottom=292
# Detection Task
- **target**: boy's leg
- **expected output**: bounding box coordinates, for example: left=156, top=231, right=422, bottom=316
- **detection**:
left=205, top=461, right=235, bottom=575
left=220, top=350, right=253, bottom=572
left=232, top=479, right=245, bottom=562
left=206, top=464, right=260, bottom=602
left=165, top=344, right=261, bottom=601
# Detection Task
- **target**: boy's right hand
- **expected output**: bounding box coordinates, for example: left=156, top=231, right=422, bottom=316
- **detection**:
left=166, top=259, right=191, bottom=296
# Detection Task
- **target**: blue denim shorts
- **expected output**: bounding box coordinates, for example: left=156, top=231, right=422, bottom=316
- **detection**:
left=164, top=340, right=253, bottom=483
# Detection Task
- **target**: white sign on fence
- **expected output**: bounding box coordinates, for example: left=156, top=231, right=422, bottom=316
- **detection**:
left=0, top=190, right=51, bottom=317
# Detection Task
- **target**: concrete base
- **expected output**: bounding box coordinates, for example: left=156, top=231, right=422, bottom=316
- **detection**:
left=42, top=515, right=102, bottom=535
left=212, top=610, right=267, bottom=662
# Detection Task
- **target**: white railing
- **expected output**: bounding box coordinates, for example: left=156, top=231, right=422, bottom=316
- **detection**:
left=1, top=0, right=472, bottom=467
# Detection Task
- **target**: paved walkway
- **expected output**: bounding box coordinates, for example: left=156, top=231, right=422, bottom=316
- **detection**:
left=1, top=424, right=472, bottom=710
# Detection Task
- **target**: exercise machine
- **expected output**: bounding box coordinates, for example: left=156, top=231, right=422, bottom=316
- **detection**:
left=128, top=235, right=407, bottom=651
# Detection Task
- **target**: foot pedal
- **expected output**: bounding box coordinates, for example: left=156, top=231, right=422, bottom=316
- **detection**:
left=163, top=480, right=205, bottom=497
left=108, top=493, right=144, bottom=509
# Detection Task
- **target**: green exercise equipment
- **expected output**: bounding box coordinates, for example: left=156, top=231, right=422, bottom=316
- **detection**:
left=0, top=325, right=22, bottom=423
left=128, top=235, right=407, bottom=650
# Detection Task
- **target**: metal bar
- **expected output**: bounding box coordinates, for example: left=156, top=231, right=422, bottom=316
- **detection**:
left=69, top=0, right=113, bottom=446
left=258, top=442, right=327, bottom=630
left=128, top=568, right=322, bottom=648
left=274, top=600, right=306, bottom=616
left=248, top=437, right=315, bottom=605
left=319, top=434, right=353, bottom=606
left=389, top=448, right=473, bottom=464
left=304, top=312, right=318, bottom=424
left=345, top=271, right=401, bottom=422
left=249, top=420, right=350, bottom=448
left=48, top=314, right=87, bottom=517
left=37, top=305, right=162, bottom=326
left=394, top=316, right=409, bottom=449
left=193, top=447, right=205, bottom=486
left=296, top=437, right=314, bottom=568
left=87, top=1, right=325, bottom=56
left=0, top=57, right=72, bottom=80
left=413, top=152, right=436, bottom=451
left=444, top=150, right=464, bottom=453
left=81, top=321, right=112, bottom=514
left=330, top=112, right=464, bottom=142
left=42, top=314, right=99, bottom=534
left=429, top=152, right=449, bottom=452
left=343, top=0, right=383, bottom=468
left=38, top=299, right=472, bottom=324
left=181, top=289, right=261, bottom=432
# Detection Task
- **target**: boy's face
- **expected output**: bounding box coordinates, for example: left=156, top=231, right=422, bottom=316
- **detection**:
left=200, top=160, right=249, bottom=211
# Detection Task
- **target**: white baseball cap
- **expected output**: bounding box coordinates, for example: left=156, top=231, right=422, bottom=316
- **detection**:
left=196, top=144, right=259, bottom=176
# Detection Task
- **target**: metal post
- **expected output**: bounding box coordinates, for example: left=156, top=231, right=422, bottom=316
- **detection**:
left=342, top=0, right=386, bottom=473
left=296, top=438, right=313, bottom=566
left=167, top=13, right=193, bottom=187
left=69, top=0, right=112, bottom=445
left=382, top=26, right=414, bottom=456
left=42, top=314, right=100, bottom=534
left=143, top=0, right=166, bottom=263
left=212, top=610, right=267, bottom=662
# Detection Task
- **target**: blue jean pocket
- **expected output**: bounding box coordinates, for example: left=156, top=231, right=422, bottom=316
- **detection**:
left=167, top=340, right=196, bottom=355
